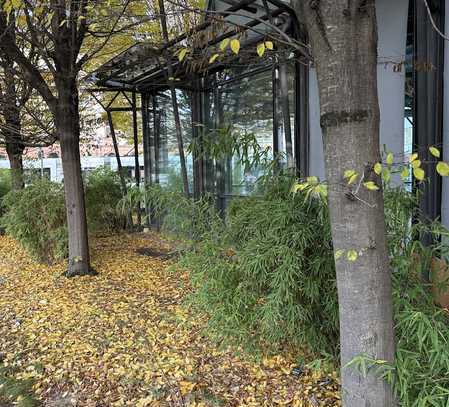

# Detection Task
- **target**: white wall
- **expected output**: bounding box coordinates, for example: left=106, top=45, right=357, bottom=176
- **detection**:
left=0, top=156, right=143, bottom=183
left=308, top=0, right=410, bottom=179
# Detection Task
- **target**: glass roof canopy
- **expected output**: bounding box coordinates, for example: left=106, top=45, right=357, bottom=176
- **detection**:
left=88, top=0, right=303, bottom=93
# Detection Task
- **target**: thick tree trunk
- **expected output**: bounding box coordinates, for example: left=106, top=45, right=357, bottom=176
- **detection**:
left=6, top=141, right=24, bottom=190
left=296, top=1, right=396, bottom=406
left=56, top=82, right=94, bottom=277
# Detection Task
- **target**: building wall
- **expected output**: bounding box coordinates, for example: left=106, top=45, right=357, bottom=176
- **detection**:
left=0, top=156, right=143, bottom=183
left=308, top=0, right=410, bottom=180
left=442, top=0, right=449, bottom=230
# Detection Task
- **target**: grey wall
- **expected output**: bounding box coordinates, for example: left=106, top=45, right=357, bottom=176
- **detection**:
left=442, top=0, right=449, bottom=230
left=308, top=0, right=409, bottom=180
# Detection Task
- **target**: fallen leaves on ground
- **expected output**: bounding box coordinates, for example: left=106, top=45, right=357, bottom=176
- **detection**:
left=0, top=233, right=341, bottom=406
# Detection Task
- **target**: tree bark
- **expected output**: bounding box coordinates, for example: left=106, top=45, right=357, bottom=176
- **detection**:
left=295, top=1, right=396, bottom=406
left=56, top=81, right=94, bottom=277
left=6, top=141, right=24, bottom=190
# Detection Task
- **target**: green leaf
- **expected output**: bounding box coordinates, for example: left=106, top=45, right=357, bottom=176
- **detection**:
left=256, top=42, right=265, bottom=57
left=382, top=168, right=391, bottom=184
left=436, top=161, right=449, bottom=176
left=230, top=39, right=240, bottom=54
left=429, top=146, right=441, bottom=158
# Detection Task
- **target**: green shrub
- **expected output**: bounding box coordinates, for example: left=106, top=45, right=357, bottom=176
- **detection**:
left=0, top=169, right=11, bottom=217
left=1, top=178, right=68, bottom=263
left=176, top=176, right=449, bottom=406
left=180, top=175, right=339, bottom=355
left=85, top=167, right=125, bottom=233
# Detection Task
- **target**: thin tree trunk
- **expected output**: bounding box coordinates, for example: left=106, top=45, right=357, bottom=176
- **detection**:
left=57, top=82, right=94, bottom=277
left=158, top=0, right=190, bottom=197
left=296, top=1, right=396, bottom=406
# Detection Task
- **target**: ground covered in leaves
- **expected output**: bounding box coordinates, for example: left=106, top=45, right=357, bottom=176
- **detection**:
left=0, top=233, right=340, bottom=406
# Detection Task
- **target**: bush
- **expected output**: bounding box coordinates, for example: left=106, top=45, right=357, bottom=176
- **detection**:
left=0, top=169, right=11, bottom=218
left=85, top=167, right=125, bottom=233
left=177, top=176, right=449, bottom=406
left=180, top=175, right=339, bottom=355
left=1, top=178, right=68, bottom=263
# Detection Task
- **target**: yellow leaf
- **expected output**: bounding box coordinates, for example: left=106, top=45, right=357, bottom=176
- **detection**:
left=400, top=167, right=409, bottom=180
left=306, top=176, right=319, bottom=185
left=230, top=39, right=240, bottom=54
left=219, top=38, right=230, bottom=51
left=382, top=168, right=391, bottom=183
left=363, top=181, right=379, bottom=191
left=409, top=153, right=418, bottom=163
left=386, top=152, right=394, bottom=166
left=411, top=159, right=421, bottom=169
left=179, top=380, right=195, bottom=395
left=347, top=250, right=358, bottom=262
left=178, top=48, right=188, bottom=61
left=209, top=53, right=219, bottom=64
left=265, top=41, right=273, bottom=50
left=334, top=250, right=344, bottom=260
left=429, top=146, right=441, bottom=158
left=344, top=170, right=358, bottom=185
left=436, top=161, right=449, bottom=176
left=291, top=183, right=308, bottom=193
left=373, top=162, right=382, bottom=175
left=256, top=42, right=265, bottom=57
left=413, top=167, right=425, bottom=181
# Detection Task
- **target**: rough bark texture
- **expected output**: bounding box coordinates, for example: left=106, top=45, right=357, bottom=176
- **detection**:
left=295, top=1, right=396, bottom=405
left=6, top=141, right=24, bottom=190
left=1, top=49, right=24, bottom=190
left=56, top=82, right=93, bottom=277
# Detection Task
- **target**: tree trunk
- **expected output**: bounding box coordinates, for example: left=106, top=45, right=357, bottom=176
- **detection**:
left=56, top=81, right=94, bottom=277
left=6, top=141, right=24, bottom=190
left=296, top=1, right=396, bottom=406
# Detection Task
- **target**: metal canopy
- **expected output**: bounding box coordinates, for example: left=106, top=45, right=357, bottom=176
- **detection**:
left=88, top=0, right=301, bottom=92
